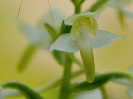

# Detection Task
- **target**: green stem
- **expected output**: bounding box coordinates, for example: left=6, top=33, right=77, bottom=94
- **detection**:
left=71, top=0, right=85, bottom=14
left=4, top=69, right=84, bottom=97
left=75, top=5, right=81, bottom=14
left=59, top=56, right=72, bottom=99
left=17, top=44, right=37, bottom=73
left=66, top=53, right=83, bottom=68
left=86, top=0, right=108, bottom=12
left=100, top=86, right=108, bottom=99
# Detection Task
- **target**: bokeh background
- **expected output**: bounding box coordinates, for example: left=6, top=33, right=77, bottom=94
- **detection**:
left=0, top=0, right=133, bottom=99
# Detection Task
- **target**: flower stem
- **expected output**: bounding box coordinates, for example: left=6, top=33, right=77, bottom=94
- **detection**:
left=3, top=69, right=84, bottom=97
left=66, top=53, right=83, bottom=68
left=59, top=56, right=72, bottom=99
left=75, top=5, right=81, bottom=14
left=71, top=0, right=85, bottom=14
left=100, top=86, right=108, bottom=99
left=17, top=44, right=37, bottom=73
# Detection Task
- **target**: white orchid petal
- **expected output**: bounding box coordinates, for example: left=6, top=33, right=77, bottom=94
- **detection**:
left=50, top=33, right=79, bottom=53
left=122, top=9, right=133, bottom=18
left=37, top=8, right=64, bottom=33
left=89, top=30, right=124, bottom=48
left=112, top=78, right=131, bottom=86
left=129, top=66, right=133, bottom=76
left=0, top=86, right=4, bottom=99
left=19, top=23, right=44, bottom=45
left=127, top=87, right=133, bottom=99
left=75, top=89, right=102, bottom=99
left=65, top=12, right=98, bottom=25
left=108, top=0, right=131, bottom=7
left=76, top=32, right=95, bottom=83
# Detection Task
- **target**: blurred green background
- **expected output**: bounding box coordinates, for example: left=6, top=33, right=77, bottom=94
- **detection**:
left=0, top=0, right=133, bottom=99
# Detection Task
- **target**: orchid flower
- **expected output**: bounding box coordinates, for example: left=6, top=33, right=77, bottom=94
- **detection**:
left=94, top=0, right=133, bottom=18
left=0, top=87, right=4, bottom=99
left=17, top=8, right=63, bottom=50
left=108, top=0, right=133, bottom=19
left=50, top=12, right=123, bottom=83
left=126, top=66, right=133, bottom=99
left=74, top=89, right=102, bottom=99
left=90, top=0, right=133, bottom=27
left=112, top=66, right=133, bottom=99
left=16, top=8, right=64, bottom=72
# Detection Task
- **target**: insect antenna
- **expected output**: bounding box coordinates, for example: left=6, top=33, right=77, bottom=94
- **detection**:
left=48, top=0, right=55, bottom=29
left=17, top=0, right=23, bottom=17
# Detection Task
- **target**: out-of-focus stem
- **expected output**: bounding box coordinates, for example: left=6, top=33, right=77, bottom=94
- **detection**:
left=3, top=69, right=84, bottom=97
left=100, top=86, right=108, bottom=99
left=66, top=53, right=83, bottom=68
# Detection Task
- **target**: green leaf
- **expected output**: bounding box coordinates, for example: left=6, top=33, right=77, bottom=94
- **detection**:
left=88, top=0, right=108, bottom=12
left=59, top=20, right=72, bottom=35
left=59, top=20, right=66, bottom=35
left=117, top=9, right=126, bottom=28
left=17, top=44, right=37, bottom=73
left=2, top=82, right=43, bottom=99
left=44, top=23, right=58, bottom=41
left=52, top=51, right=71, bottom=67
left=72, top=72, right=131, bottom=91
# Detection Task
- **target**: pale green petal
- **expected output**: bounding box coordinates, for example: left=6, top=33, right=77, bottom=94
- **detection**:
left=127, top=87, right=133, bottom=99
left=36, top=8, right=64, bottom=49
left=108, top=0, right=131, bottom=7
left=19, top=23, right=43, bottom=45
left=65, top=12, right=98, bottom=25
left=0, top=86, right=4, bottom=99
left=76, top=32, right=95, bottom=83
left=112, top=78, right=131, bottom=86
left=122, top=9, right=133, bottom=18
left=37, top=8, right=64, bottom=33
left=75, top=89, right=102, bottom=99
left=50, top=33, right=79, bottom=53
left=129, top=66, right=133, bottom=76
left=18, top=22, right=52, bottom=49
left=89, top=30, right=124, bottom=49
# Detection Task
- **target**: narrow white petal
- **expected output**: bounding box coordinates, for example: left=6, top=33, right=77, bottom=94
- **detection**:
left=108, top=0, right=131, bottom=7
left=127, top=87, right=133, bottom=99
left=112, top=78, right=131, bottom=86
left=76, top=32, right=95, bottom=83
left=37, top=8, right=64, bottom=33
left=50, top=33, right=79, bottom=53
left=122, top=9, right=133, bottom=18
left=19, top=23, right=44, bottom=45
left=75, top=89, right=102, bottom=99
left=65, top=12, right=98, bottom=25
left=89, top=30, right=124, bottom=48
left=0, top=86, right=4, bottom=99
left=129, top=66, right=133, bottom=76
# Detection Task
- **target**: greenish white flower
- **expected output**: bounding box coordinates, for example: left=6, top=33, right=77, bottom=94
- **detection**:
left=112, top=66, right=133, bottom=99
left=50, top=12, right=123, bottom=83
left=96, top=0, right=133, bottom=18
left=108, top=0, right=133, bottom=18
left=17, top=8, right=63, bottom=50
left=126, top=66, right=133, bottom=99
left=0, top=86, right=4, bottom=99
left=74, top=89, right=102, bottom=99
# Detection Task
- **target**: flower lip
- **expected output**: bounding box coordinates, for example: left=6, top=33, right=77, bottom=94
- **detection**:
left=64, top=12, right=98, bottom=26
left=69, top=12, right=98, bottom=40
left=108, top=0, right=131, bottom=7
